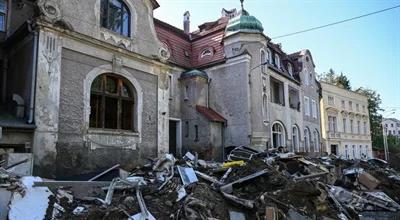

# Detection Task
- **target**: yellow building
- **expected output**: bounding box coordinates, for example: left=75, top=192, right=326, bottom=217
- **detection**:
left=320, top=82, right=372, bottom=159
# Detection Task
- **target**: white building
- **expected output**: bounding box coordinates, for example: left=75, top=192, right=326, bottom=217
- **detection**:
left=382, top=118, right=400, bottom=137
left=320, top=82, right=372, bottom=159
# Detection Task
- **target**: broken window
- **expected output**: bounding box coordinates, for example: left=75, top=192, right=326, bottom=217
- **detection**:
left=101, top=0, right=131, bottom=37
left=288, top=87, right=299, bottom=111
left=90, top=74, right=135, bottom=131
left=292, top=125, right=299, bottom=152
left=270, top=78, right=284, bottom=106
left=304, top=127, right=310, bottom=152
left=272, top=122, right=285, bottom=148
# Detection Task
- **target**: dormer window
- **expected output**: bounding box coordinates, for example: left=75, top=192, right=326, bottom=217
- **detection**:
left=266, top=49, right=271, bottom=64
left=100, top=0, right=131, bottom=37
left=288, top=63, right=293, bottom=77
left=274, top=54, right=281, bottom=69
left=200, top=48, right=213, bottom=58
left=0, top=0, right=7, bottom=32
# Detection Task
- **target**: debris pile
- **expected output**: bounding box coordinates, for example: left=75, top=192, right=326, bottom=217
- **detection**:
left=1, top=148, right=400, bottom=219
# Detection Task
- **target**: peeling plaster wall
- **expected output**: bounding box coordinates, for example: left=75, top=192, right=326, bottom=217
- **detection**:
left=58, top=0, right=163, bottom=58
left=32, top=30, right=62, bottom=177
left=206, top=55, right=252, bottom=148
left=56, top=48, right=159, bottom=177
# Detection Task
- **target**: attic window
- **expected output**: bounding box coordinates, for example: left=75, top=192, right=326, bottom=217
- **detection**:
left=274, top=54, right=281, bottom=69
left=200, top=48, right=213, bottom=58
left=306, top=56, right=310, bottom=62
left=288, top=63, right=293, bottom=77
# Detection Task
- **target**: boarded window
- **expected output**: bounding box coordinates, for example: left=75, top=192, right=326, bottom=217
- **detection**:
left=90, top=74, right=135, bottom=131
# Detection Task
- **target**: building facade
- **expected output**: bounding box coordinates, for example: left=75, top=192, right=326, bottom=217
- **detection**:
left=0, top=0, right=325, bottom=177
left=382, top=118, right=400, bottom=137
left=320, top=82, right=372, bottom=159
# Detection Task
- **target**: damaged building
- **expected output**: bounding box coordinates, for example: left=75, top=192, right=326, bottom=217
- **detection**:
left=0, top=0, right=370, bottom=177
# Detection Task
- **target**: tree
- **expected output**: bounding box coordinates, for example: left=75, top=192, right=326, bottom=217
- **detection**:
left=318, top=69, right=351, bottom=90
left=355, top=87, right=384, bottom=149
left=337, top=73, right=351, bottom=90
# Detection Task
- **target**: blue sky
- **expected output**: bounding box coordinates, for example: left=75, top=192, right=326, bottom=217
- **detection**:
left=154, top=0, right=400, bottom=119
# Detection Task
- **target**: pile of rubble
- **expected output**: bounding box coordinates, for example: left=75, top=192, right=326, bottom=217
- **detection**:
left=1, top=146, right=400, bottom=220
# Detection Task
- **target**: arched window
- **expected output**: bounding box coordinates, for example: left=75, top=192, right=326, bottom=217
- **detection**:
left=288, top=63, right=293, bottom=77
left=304, top=127, right=310, bottom=152
left=274, top=54, right=281, bottom=69
left=266, top=49, right=271, bottom=64
left=272, top=122, right=285, bottom=148
left=90, top=74, right=135, bottom=131
left=292, top=125, right=300, bottom=152
left=100, top=0, right=131, bottom=37
left=313, top=130, right=320, bottom=152
left=260, top=50, right=266, bottom=72
left=200, top=48, right=213, bottom=58
left=262, top=94, right=268, bottom=122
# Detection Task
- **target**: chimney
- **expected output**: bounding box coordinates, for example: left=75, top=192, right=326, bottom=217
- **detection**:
left=183, top=11, right=190, bottom=34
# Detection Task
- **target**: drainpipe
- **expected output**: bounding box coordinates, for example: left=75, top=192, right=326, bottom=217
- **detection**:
left=207, top=78, right=212, bottom=108
left=27, top=20, right=38, bottom=124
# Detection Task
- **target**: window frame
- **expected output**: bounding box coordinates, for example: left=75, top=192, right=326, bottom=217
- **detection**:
left=100, top=0, right=131, bottom=37
left=89, top=73, right=136, bottom=131
left=0, top=0, right=7, bottom=32
left=288, top=63, right=293, bottom=77
left=272, top=122, right=286, bottom=148
left=260, top=49, right=266, bottom=73
left=304, top=96, right=310, bottom=116
left=274, top=54, right=281, bottom=69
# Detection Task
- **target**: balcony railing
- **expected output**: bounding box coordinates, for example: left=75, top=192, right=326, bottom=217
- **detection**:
left=328, top=132, right=341, bottom=139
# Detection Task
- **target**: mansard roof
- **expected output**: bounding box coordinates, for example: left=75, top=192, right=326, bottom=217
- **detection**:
left=154, top=16, right=227, bottom=68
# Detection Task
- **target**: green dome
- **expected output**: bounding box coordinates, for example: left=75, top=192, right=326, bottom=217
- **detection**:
left=225, top=10, right=264, bottom=35
left=180, top=69, right=208, bottom=80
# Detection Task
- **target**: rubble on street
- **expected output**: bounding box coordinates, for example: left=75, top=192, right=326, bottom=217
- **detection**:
left=1, top=149, right=400, bottom=220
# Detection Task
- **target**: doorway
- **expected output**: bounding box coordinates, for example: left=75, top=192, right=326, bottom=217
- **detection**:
left=169, top=118, right=182, bottom=157
left=331, top=144, right=338, bottom=155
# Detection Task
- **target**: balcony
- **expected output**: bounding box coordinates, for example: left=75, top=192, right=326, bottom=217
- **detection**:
left=328, top=132, right=341, bottom=139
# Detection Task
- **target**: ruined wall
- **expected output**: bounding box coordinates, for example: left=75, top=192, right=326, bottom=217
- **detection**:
left=56, top=48, right=158, bottom=177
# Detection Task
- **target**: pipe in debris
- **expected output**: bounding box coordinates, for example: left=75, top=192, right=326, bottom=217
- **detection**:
left=27, top=20, right=39, bottom=124
left=5, top=158, right=29, bottom=170
left=88, top=164, right=120, bottom=181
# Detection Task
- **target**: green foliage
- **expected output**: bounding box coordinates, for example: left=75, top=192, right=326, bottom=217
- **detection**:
left=388, top=135, right=400, bottom=151
left=318, top=69, right=351, bottom=90
left=354, top=87, right=384, bottom=149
